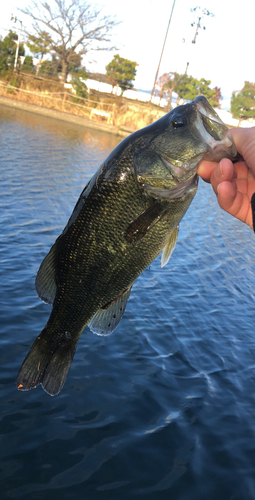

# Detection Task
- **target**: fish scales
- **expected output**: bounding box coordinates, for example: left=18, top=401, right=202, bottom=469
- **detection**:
left=16, top=96, right=239, bottom=396
left=52, top=152, right=185, bottom=329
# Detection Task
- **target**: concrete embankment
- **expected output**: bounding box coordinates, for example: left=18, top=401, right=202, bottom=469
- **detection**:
left=0, top=95, right=132, bottom=137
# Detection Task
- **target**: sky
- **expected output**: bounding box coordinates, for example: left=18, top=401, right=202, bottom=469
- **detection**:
left=1, top=0, right=254, bottom=109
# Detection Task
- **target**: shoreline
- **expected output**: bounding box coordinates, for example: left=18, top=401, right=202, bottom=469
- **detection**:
left=0, top=95, right=132, bottom=137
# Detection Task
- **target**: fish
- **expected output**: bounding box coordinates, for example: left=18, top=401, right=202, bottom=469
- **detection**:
left=16, top=96, right=239, bottom=396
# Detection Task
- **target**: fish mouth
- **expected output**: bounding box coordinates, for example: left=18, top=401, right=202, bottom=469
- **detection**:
left=193, top=96, right=238, bottom=161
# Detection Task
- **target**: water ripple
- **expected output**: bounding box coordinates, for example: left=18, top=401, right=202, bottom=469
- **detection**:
left=1, top=105, right=255, bottom=500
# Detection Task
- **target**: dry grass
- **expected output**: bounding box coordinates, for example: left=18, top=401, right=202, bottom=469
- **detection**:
left=113, top=103, right=165, bottom=129
left=0, top=73, right=166, bottom=130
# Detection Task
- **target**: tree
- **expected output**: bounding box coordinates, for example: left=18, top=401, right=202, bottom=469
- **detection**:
left=196, top=79, right=218, bottom=107
left=212, top=86, right=222, bottom=108
left=37, top=55, right=62, bottom=77
left=174, top=74, right=194, bottom=104
left=106, top=54, right=138, bottom=95
left=0, top=31, right=24, bottom=74
left=70, top=66, right=88, bottom=101
left=22, top=55, right=34, bottom=72
left=159, top=72, right=183, bottom=110
left=26, top=31, right=51, bottom=74
left=156, top=73, right=172, bottom=100
left=231, top=81, right=255, bottom=126
left=19, top=0, right=119, bottom=82
left=38, top=60, right=52, bottom=77
left=175, top=74, right=218, bottom=107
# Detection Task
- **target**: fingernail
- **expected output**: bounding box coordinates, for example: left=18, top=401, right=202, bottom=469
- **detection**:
left=214, top=161, right=223, bottom=179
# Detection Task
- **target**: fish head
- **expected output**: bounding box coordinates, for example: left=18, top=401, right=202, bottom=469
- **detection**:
left=134, top=95, right=238, bottom=200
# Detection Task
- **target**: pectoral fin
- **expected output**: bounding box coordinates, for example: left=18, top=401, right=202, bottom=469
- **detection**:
left=126, top=200, right=166, bottom=242
left=161, top=226, right=179, bottom=268
left=89, top=286, right=132, bottom=335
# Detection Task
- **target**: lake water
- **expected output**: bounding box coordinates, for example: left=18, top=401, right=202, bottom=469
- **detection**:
left=1, top=104, right=255, bottom=500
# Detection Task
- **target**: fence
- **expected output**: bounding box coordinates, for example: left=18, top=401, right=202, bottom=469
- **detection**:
left=0, top=75, right=169, bottom=131
left=0, top=79, right=116, bottom=124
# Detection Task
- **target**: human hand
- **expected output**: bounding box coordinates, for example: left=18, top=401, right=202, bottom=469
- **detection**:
left=197, top=127, right=255, bottom=230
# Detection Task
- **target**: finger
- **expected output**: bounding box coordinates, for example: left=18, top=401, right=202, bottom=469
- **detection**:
left=197, top=160, right=218, bottom=182
left=216, top=180, right=239, bottom=213
left=210, top=159, right=234, bottom=195
left=217, top=180, right=252, bottom=228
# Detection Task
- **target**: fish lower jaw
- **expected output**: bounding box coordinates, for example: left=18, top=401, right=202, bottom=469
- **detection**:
left=144, top=174, right=198, bottom=200
left=161, top=156, right=186, bottom=178
left=212, top=134, right=232, bottom=150
left=161, top=156, right=203, bottom=180
left=205, top=135, right=238, bottom=161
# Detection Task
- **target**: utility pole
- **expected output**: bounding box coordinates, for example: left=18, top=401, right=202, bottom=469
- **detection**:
left=190, top=7, right=214, bottom=44
left=11, top=15, right=22, bottom=71
left=184, top=7, right=214, bottom=76
left=150, top=0, right=176, bottom=102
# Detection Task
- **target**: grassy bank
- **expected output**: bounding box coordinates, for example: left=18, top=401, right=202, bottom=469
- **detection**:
left=0, top=72, right=166, bottom=131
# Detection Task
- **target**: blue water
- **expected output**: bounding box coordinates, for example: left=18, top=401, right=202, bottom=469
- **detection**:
left=1, top=105, right=255, bottom=500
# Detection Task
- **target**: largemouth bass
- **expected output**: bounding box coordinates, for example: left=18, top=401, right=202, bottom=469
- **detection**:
left=16, top=96, right=239, bottom=396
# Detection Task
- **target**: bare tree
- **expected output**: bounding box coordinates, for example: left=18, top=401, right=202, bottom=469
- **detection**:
left=156, top=72, right=181, bottom=110
left=156, top=73, right=172, bottom=101
left=19, top=0, right=119, bottom=82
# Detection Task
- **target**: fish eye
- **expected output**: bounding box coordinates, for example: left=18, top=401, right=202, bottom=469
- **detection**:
left=172, top=115, right=187, bottom=128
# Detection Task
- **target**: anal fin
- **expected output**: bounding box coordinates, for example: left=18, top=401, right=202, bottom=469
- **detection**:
left=89, top=286, right=132, bottom=335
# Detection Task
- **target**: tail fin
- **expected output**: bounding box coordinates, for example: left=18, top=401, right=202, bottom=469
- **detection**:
left=16, top=328, right=78, bottom=396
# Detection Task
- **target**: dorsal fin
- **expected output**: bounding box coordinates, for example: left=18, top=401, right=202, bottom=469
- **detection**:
left=89, top=286, right=132, bottom=335
left=161, top=226, right=179, bottom=268
left=35, top=241, right=59, bottom=304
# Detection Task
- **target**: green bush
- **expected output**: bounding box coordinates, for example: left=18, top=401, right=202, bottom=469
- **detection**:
left=71, top=76, right=87, bottom=102
left=38, top=61, right=54, bottom=77
left=22, top=56, right=34, bottom=72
